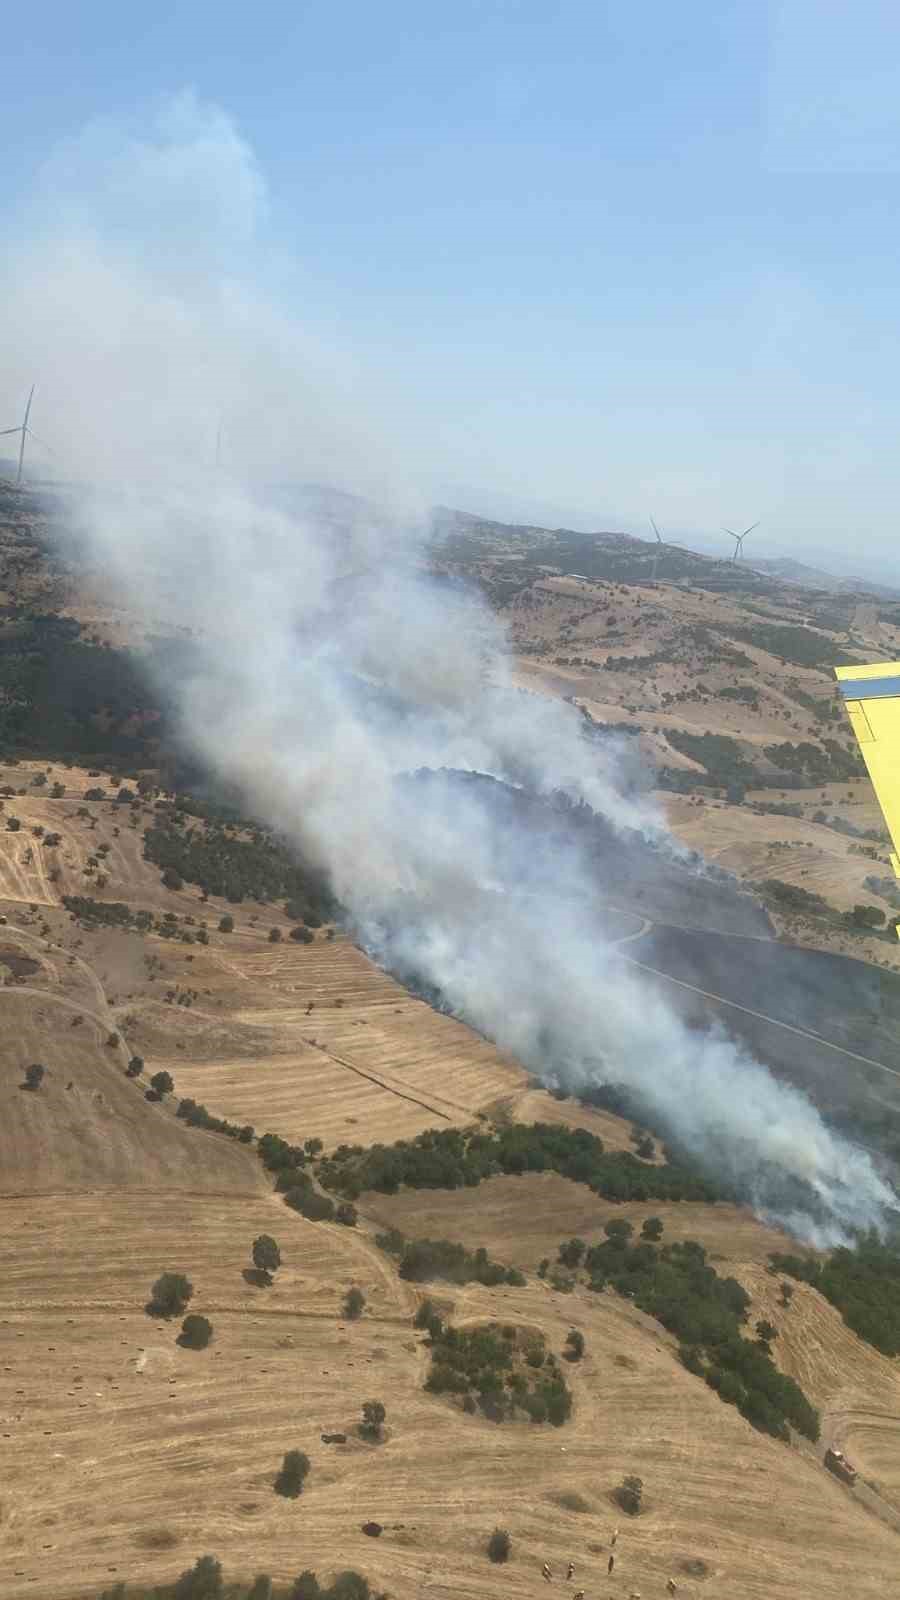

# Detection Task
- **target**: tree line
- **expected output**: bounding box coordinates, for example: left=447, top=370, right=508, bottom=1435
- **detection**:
left=314, top=1120, right=725, bottom=1205
left=95, top=1554, right=380, bottom=1600
left=375, top=1228, right=525, bottom=1287
left=770, top=1233, right=900, bottom=1357
left=553, top=1222, right=819, bottom=1443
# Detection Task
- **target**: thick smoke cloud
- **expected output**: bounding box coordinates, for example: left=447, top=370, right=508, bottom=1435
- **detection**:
left=3, top=96, right=895, bottom=1244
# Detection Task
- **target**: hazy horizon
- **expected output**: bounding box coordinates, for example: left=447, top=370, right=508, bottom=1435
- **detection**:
left=3, top=4, right=900, bottom=579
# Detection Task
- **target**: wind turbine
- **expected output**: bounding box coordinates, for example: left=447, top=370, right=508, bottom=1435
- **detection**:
left=724, top=520, right=759, bottom=564
left=649, top=517, right=684, bottom=583
left=0, top=386, right=36, bottom=487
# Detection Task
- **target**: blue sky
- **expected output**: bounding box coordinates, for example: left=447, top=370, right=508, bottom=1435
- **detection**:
left=3, top=1, right=900, bottom=574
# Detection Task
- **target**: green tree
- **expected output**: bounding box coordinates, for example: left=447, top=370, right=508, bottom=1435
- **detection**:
left=150, top=1070, right=174, bottom=1098
left=171, top=1554, right=223, bottom=1600
left=487, top=1528, right=511, bottom=1563
left=641, top=1216, right=664, bottom=1241
left=604, top=1218, right=634, bottom=1246
left=564, top=1328, right=585, bottom=1361
left=328, top=1576, right=371, bottom=1600
left=218, top=914, right=234, bottom=933
left=179, top=1314, right=213, bottom=1349
left=268, top=927, right=282, bottom=943
left=252, top=1234, right=282, bottom=1284
left=23, top=1062, right=45, bottom=1091
left=289, top=1574, right=320, bottom=1600
left=557, top=1237, right=586, bottom=1268
left=335, top=1202, right=358, bottom=1227
left=615, top=1475, right=643, bottom=1515
left=247, top=1580, right=273, bottom=1600
left=756, top=1319, right=778, bottom=1347
left=343, top=1286, right=366, bottom=1320
left=360, top=1399, right=386, bottom=1440
left=848, top=903, right=886, bottom=929
left=125, top=1056, right=143, bottom=1078
left=148, top=1271, right=194, bottom=1318
left=274, top=1449, right=310, bottom=1498
left=6, top=817, right=20, bottom=831
left=413, top=1297, right=437, bottom=1330
left=779, top=1281, right=794, bottom=1308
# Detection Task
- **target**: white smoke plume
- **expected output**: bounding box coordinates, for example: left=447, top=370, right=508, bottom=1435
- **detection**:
left=2, top=95, right=895, bottom=1243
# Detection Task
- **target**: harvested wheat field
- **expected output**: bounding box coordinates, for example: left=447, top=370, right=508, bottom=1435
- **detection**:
left=126, top=936, right=526, bottom=1149
left=2, top=1200, right=897, bottom=1600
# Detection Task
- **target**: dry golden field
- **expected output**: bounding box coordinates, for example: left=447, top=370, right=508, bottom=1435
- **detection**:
left=2, top=1193, right=899, bottom=1600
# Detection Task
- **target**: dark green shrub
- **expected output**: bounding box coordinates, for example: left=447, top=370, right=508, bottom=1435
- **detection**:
left=487, top=1528, right=511, bottom=1563
left=274, top=1449, right=311, bottom=1498
left=343, top=1287, right=366, bottom=1320
left=148, top=1271, right=194, bottom=1318
left=179, top=1314, right=213, bottom=1349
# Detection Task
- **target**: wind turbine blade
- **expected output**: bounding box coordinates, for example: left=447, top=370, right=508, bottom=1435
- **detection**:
left=740, top=521, right=760, bottom=537
left=22, top=385, right=35, bottom=433
left=0, top=426, right=22, bottom=436
left=26, top=429, right=56, bottom=455
left=649, top=517, right=661, bottom=543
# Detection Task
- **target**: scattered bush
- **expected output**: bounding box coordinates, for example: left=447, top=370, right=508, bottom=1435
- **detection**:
left=150, top=1069, right=174, bottom=1098
left=126, top=1055, right=143, bottom=1078
left=171, top=1553, right=224, bottom=1599
left=614, top=1474, right=644, bottom=1515
left=179, top=1314, right=213, bottom=1350
left=23, top=1062, right=45, bottom=1091
left=148, top=1271, right=194, bottom=1319
left=425, top=1319, right=572, bottom=1426
left=289, top=925, right=314, bottom=944
left=274, top=1449, right=311, bottom=1498
left=359, top=1400, right=386, bottom=1440
left=218, top=914, right=234, bottom=933
left=487, top=1528, right=511, bottom=1563
left=384, top=1233, right=525, bottom=1288
left=335, top=1202, right=358, bottom=1227
left=343, top=1287, right=366, bottom=1321
left=252, top=1234, right=282, bottom=1282
left=564, top=1329, right=585, bottom=1361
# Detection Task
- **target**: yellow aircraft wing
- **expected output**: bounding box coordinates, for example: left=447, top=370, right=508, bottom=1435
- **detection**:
left=835, top=661, right=900, bottom=911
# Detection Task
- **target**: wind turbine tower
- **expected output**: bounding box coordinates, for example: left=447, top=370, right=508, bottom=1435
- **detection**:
left=725, top=520, right=759, bottom=564
left=649, top=517, right=684, bottom=583
left=0, top=386, right=36, bottom=487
